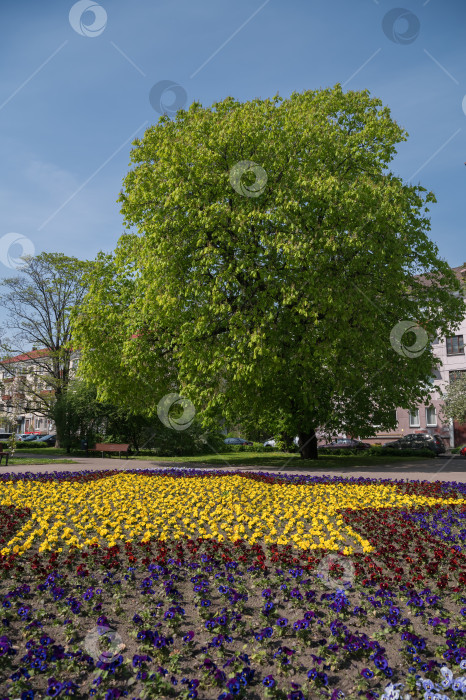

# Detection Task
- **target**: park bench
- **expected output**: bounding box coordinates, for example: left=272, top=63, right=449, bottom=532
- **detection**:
left=0, top=451, right=10, bottom=467
left=94, top=443, right=131, bottom=459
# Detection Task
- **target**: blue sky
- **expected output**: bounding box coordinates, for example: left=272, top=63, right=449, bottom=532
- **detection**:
left=0, top=0, right=465, bottom=274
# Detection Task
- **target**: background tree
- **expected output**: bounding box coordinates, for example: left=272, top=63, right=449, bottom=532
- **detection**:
left=72, top=86, right=465, bottom=458
left=440, top=373, right=466, bottom=425
left=53, top=380, right=225, bottom=456
left=0, top=252, right=91, bottom=446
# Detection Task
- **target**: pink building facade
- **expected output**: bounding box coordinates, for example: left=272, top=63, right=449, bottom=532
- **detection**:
left=367, top=264, right=466, bottom=448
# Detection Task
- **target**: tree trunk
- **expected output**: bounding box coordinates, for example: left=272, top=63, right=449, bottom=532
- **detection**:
left=298, top=429, right=318, bottom=459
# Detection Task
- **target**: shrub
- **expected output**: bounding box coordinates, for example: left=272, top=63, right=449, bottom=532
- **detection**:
left=15, top=441, right=49, bottom=449
left=317, top=446, right=435, bottom=458
left=368, top=446, right=435, bottom=458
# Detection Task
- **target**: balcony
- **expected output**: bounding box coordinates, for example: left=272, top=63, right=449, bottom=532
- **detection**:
left=2, top=395, right=12, bottom=401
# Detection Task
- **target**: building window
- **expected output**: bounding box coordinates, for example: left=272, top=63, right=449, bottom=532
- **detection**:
left=449, top=370, right=466, bottom=383
left=426, top=406, right=437, bottom=426
left=446, top=335, right=464, bottom=355
left=409, top=409, right=420, bottom=427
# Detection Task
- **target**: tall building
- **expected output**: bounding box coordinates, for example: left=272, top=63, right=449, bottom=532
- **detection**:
left=0, top=349, right=79, bottom=434
left=371, top=263, right=466, bottom=448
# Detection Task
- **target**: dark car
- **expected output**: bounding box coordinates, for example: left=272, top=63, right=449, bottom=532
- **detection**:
left=382, top=433, right=445, bottom=455
left=36, top=434, right=56, bottom=446
left=22, top=434, right=42, bottom=442
left=318, top=438, right=371, bottom=450
left=224, top=437, right=254, bottom=446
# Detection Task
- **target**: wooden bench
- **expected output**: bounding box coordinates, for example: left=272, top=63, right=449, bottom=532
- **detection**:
left=94, top=443, right=130, bottom=459
left=0, top=451, right=10, bottom=466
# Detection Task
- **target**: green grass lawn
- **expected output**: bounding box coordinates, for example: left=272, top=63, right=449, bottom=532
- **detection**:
left=7, top=457, right=77, bottom=465
left=123, top=450, right=437, bottom=469
left=12, top=447, right=439, bottom=470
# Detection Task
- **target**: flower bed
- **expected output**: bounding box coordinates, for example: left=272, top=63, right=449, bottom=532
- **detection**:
left=0, top=469, right=466, bottom=700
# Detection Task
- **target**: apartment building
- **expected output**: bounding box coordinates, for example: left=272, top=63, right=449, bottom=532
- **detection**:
left=369, top=263, right=466, bottom=448
left=0, top=349, right=79, bottom=434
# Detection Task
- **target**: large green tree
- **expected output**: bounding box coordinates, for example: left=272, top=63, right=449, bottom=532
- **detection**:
left=72, top=86, right=465, bottom=458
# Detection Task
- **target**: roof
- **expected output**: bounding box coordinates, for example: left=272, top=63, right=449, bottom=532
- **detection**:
left=1, top=349, right=51, bottom=365
left=452, top=263, right=466, bottom=280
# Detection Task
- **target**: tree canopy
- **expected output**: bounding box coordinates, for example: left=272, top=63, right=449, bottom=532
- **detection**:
left=441, top=373, right=466, bottom=425
left=72, top=85, right=465, bottom=457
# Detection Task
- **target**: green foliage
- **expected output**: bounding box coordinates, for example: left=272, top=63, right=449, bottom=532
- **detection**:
left=318, top=446, right=435, bottom=457
left=6, top=434, right=16, bottom=456
left=440, top=372, right=466, bottom=424
left=52, top=381, right=153, bottom=453
left=53, top=380, right=225, bottom=456
left=134, top=421, right=226, bottom=457
left=72, top=86, right=465, bottom=457
left=14, top=441, right=49, bottom=449
left=368, top=446, right=435, bottom=458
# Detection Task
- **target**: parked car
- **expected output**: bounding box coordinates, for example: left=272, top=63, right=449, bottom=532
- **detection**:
left=264, top=437, right=299, bottom=447
left=21, top=434, right=46, bottom=442
left=382, top=433, right=446, bottom=455
left=0, top=433, right=12, bottom=440
left=224, top=437, right=253, bottom=446
left=38, top=434, right=56, bottom=446
left=318, top=438, right=371, bottom=451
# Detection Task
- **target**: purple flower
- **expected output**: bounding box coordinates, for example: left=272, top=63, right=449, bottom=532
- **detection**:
left=374, top=657, right=388, bottom=671
left=276, top=617, right=288, bottom=627
left=361, top=668, right=374, bottom=679
left=263, top=675, right=276, bottom=688
left=46, top=681, right=63, bottom=697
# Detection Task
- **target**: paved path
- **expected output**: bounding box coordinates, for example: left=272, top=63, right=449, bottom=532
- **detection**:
left=1, top=455, right=466, bottom=483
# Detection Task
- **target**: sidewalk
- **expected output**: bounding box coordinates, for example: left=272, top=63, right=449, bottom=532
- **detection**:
left=1, top=455, right=466, bottom=483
